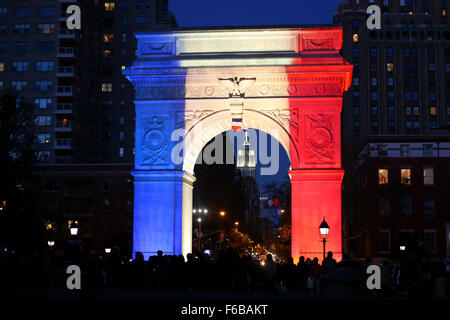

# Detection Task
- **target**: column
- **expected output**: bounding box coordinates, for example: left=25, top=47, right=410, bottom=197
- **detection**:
left=132, top=170, right=195, bottom=260
left=290, top=169, right=344, bottom=263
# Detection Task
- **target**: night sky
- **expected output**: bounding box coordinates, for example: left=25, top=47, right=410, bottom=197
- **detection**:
left=170, top=0, right=341, bottom=190
left=169, top=0, right=340, bottom=28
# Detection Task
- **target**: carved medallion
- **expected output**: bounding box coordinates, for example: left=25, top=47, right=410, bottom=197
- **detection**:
left=304, top=114, right=335, bottom=164
left=141, top=115, right=169, bottom=166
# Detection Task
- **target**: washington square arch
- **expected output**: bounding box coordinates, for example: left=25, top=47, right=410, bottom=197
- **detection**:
left=124, top=26, right=353, bottom=262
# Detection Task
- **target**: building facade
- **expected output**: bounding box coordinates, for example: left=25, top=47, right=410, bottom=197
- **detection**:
left=345, top=137, right=450, bottom=260
left=334, top=0, right=450, bottom=163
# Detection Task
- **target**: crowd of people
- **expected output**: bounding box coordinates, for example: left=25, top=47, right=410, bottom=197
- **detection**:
left=0, top=245, right=449, bottom=299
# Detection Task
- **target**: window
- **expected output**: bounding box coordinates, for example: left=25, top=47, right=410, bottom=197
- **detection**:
left=35, top=42, right=55, bottom=53
left=103, top=49, right=112, bottom=58
left=353, top=77, right=359, bottom=87
left=423, top=168, right=434, bottom=185
left=34, top=116, right=52, bottom=126
left=352, top=34, right=359, bottom=42
left=379, top=230, right=390, bottom=253
left=37, top=24, right=55, bottom=34
left=429, top=106, right=437, bottom=116
left=12, top=61, right=28, bottom=72
left=136, top=1, right=151, bottom=9
left=136, top=17, right=150, bottom=25
left=371, top=106, right=378, bottom=116
left=428, top=48, right=435, bottom=57
left=14, top=24, right=30, bottom=34
left=36, top=61, right=54, bottom=71
left=103, top=180, right=111, bottom=192
left=120, top=132, right=125, bottom=141
left=34, top=98, right=52, bottom=109
left=387, top=77, right=394, bottom=86
left=0, top=25, right=5, bottom=34
left=388, top=106, right=395, bottom=116
left=0, top=8, right=7, bottom=16
left=353, top=48, right=359, bottom=57
left=103, top=200, right=111, bottom=212
left=424, top=194, right=435, bottom=217
left=0, top=62, right=3, bottom=72
left=119, top=147, right=125, bottom=157
left=35, top=81, right=53, bottom=91
left=0, top=81, right=3, bottom=90
left=371, top=92, right=378, bottom=100
left=120, top=117, right=125, bottom=125
left=105, top=2, right=115, bottom=11
left=102, top=83, right=112, bottom=92
left=37, top=151, right=50, bottom=162
left=38, top=6, right=56, bottom=16
left=401, top=195, right=412, bottom=216
left=14, top=43, right=28, bottom=54
left=378, top=197, right=389, bottom=216
left=370, top=48, right=377, bottom=57
left=378, top=169, right=389, bottom=184
left=423, top=144, right=433, bottom=156
left=352, top=19, right=358, bottom=29
left=122, top=33, right=127, bottom=42
left=401, top=169, right=411, bottom=185
left=11, top=81, right=27, bottom=91
left=371, top=77, right=378, bottom=86
left=15, top=7, right=31, bottom=17
left=386, top=48, right=393, bottom=57
left=378, top=145, right=388, bottom=156
left=387, top=63, right=394, bottom=72
left=122, top=17, right=127, bottom=26
left=103, top=34, right=114, bottom=42
left=388, top=91, right=395, bottom=100
left=424, top=230, right=436, bottom=253
left=353, top=106, right=360, bottom=116
left=400, top=144, right=410, bottom=156
left=35, top=133, right=51, bottom=144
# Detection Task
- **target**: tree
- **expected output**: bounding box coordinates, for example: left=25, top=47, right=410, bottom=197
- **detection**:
left=0, top=93, right=40, bottom=250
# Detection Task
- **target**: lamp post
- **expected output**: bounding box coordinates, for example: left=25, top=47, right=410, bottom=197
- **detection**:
left=70, top=221, right=79, bottom=236
left=197, top=217, right=202, bottom=251
left=319, top=218, right=329, bottom=261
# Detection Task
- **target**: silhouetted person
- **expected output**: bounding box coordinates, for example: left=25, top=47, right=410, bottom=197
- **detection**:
left=322, top=251, right=337, bottom=276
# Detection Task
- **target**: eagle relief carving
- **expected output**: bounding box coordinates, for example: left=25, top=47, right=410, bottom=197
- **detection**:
left=176, top=110, right=214, bottom=129
left=218, top=77, right=256, bottom=97
left=305, top=114, right=335, bottom=164
left=141, top=115, right=169, bottom=166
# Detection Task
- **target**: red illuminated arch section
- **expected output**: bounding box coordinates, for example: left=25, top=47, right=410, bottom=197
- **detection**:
left=286, top=28, right=352, bottom=262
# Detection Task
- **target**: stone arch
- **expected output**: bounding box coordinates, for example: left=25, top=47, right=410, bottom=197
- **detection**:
left=182, top=108, right=295, bottom=176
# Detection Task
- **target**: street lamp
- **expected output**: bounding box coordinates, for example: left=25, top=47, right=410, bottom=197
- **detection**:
left=234, top=221, right=239, bottom=226
left=105, top=248, right=111, bottom=254
left=219, top=211, right=225, bottom=217
left=47, top=241, right=55, bottom=248
left=69, top=222, right=79, bottom=236
left=319, top=218, right=330, bottom=261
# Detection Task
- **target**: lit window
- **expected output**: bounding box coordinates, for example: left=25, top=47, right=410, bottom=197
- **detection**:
left=104, top=2, right=115, bottom=11
left=387, top=63, right=394, bottom=72
left=401, top=169, right=411, bottom=185
left=443, top=9, right=447, bottom=16
left=352, top=33, right=359, bottom=42
left=423, top=168, right=434, bottom=185
left=429, top=106, right=437, bottom=115
left=102, top=83, right=112, bottom=92
left=103, top=49, right=112, bottom=58
left=119, top=147, right=124, bottom=157
left=378, top=169, right=389, bottom=185
left=103, top=34, right=114, bottom=43
left=0, top=62, right=4, bottom=72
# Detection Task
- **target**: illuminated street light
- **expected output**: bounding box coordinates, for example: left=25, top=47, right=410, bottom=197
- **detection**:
left=219, top=211, right=225, bottom=217
left=319, top=218, right=330, bottom=261
left=69, top=222, right=79, bottom=236
left=47, top=241, right=55, bottom=248
left=105, top=248, right=111, bottom=254
left=198, top=218, right=202, bottom=223
left=234, top=221, right=239, bottom=226
left=193, top=209, right=197, bottom=213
